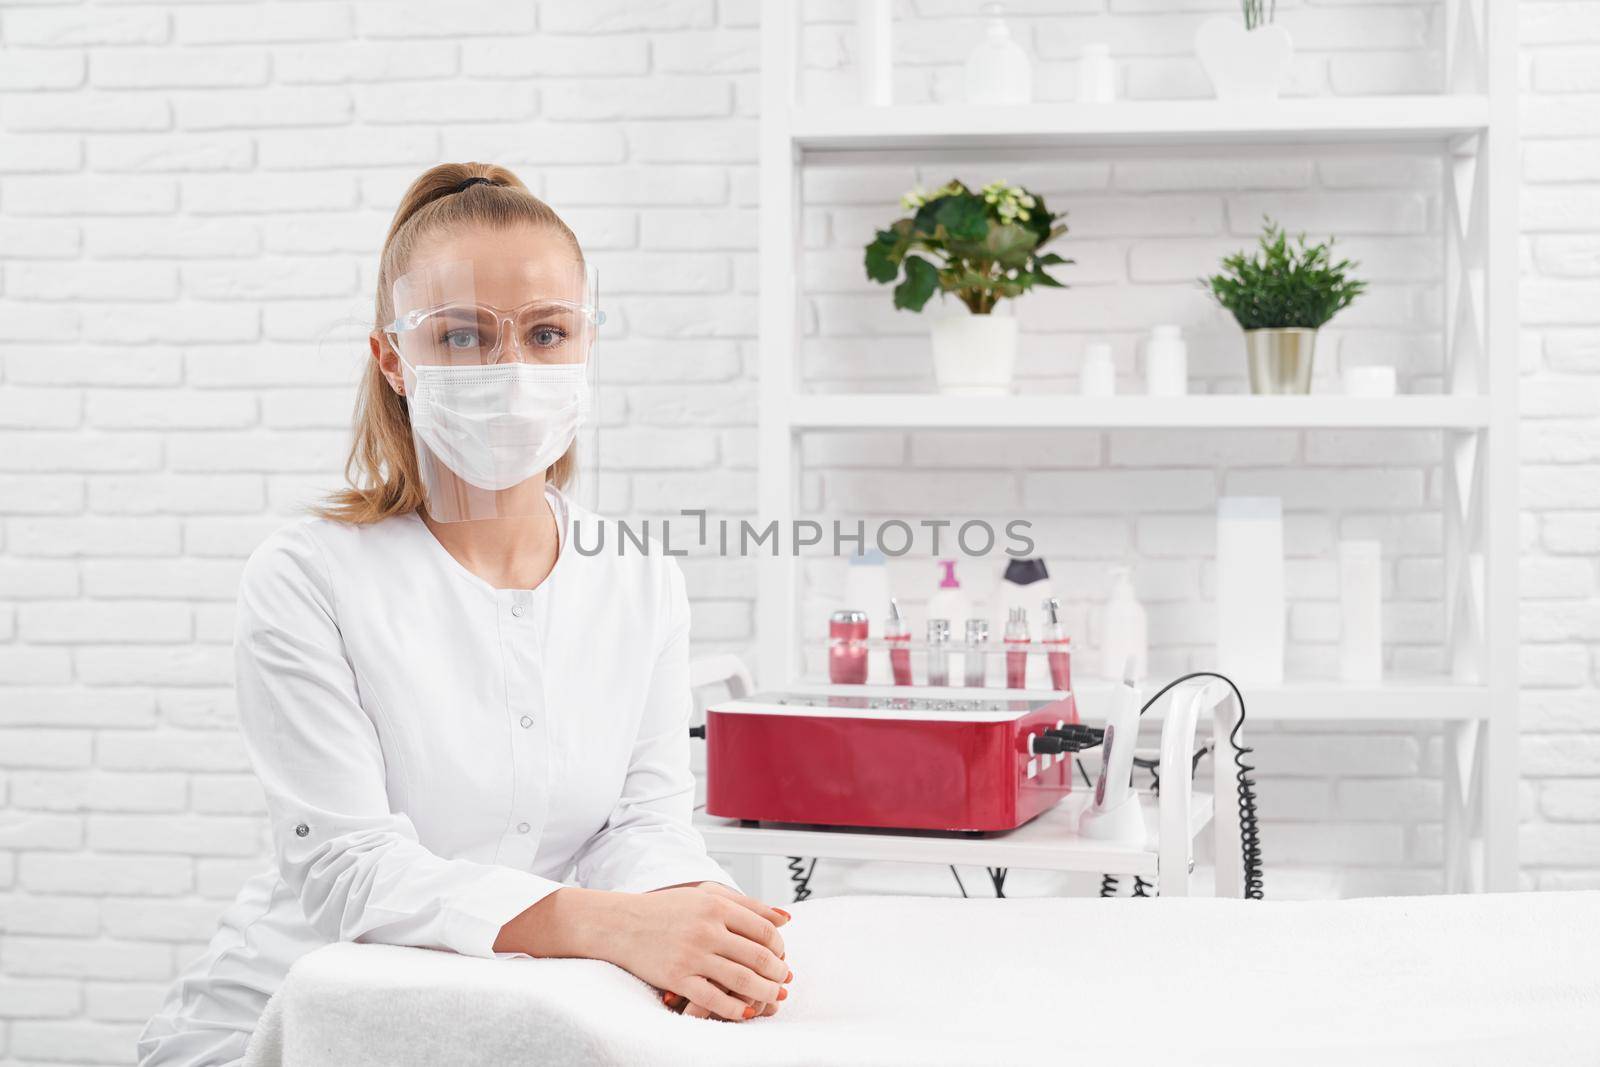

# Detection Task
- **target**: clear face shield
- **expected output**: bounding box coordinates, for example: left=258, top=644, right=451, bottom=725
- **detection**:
left=383, top=258, right=602, bottom=523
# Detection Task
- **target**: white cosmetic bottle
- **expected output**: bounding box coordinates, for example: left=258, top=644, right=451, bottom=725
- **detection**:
left=1080, top=341, right=1116, bottom=397
left=1145, top=325, right=1188, bottom=396
left=1098, top=566, right=1148, bottom=682
left=1077, top=43, right=1116, bottom=103
left=1339, top=540, right=1383, bottom=682
left=963, top=2, right=1032, bottom=105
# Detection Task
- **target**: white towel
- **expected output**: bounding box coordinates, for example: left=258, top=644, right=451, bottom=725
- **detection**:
left=245, top=891, right=1600, bottom=1067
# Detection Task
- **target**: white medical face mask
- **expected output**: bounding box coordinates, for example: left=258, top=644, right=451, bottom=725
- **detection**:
left=402, top=359, right=590, bottom=492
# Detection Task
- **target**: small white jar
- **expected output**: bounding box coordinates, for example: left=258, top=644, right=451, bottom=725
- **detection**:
left=1144, top=324, right=1188, bottom=396
left=1080, top=341, right=1116, bottom=396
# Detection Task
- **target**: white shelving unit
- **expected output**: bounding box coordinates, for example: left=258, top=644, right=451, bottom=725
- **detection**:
left=756, top=3, right=1518, bottom=891
left=789, top=394, right=1492, bottom=431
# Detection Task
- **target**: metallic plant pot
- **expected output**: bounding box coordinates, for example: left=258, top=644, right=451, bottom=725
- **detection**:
left=1244, top=327, right=1318, bottom=394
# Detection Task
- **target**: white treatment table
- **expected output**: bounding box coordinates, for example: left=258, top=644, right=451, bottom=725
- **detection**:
left=244, top=891, right=1600, bottom=1067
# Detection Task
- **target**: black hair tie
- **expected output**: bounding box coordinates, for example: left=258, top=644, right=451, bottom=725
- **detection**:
left=454, top=176, right=496, bottom=193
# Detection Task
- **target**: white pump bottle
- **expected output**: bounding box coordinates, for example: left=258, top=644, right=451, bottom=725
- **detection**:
left=1098, top=566, right=1148, bottom=682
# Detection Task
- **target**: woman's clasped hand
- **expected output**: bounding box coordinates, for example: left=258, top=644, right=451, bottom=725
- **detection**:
left=635, top=882, right=793, bottom=1021
left=499, top=880, right=793, bottom=1023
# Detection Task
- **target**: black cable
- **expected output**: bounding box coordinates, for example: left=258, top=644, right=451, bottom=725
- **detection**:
left=786, top=856, right=817, bottom=903
left=986, top=867, right=1008, bottom=898
left=1135, top=745, right=1210, bottom=798
left=1099, top=873, right=1119, bottom=897
left=949, top=865, right=968, bottom=897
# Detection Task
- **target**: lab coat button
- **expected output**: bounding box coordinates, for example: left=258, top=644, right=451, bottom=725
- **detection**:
left=519, top=716, right=533, bottom=728
left=511, top=604, right=524, bottom=618
left=294, top=823, right=309, bottom=837
left=516, top=822, right=530, bottom=834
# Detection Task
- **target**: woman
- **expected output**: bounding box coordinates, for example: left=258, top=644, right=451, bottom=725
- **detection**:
left=137, top=163, right=792, bottom=1067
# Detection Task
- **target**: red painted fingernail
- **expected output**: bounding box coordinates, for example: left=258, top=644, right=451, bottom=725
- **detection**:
left=784, top=970, right=793, bottom=983
left=774, top=907, right=791, bottom=920
left=777, top=987, right=788, bottom=1001
left=742, top=1005, right=757, bottom=1020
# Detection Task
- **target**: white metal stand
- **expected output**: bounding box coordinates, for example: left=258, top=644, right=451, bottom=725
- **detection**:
left=753, top=2, right=1517, bottom=893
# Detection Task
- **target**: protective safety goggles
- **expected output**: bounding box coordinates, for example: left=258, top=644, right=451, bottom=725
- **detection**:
left=383, top=259, right=603, bottom=368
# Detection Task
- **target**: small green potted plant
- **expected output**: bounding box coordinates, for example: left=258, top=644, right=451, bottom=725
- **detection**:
left=863, top=179, right=1069, bottom=394
left=1203, top=219, right=1366, bottom=394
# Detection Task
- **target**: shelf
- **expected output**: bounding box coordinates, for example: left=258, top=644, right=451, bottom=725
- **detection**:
left=695, top=789, right=1210, bottom=877
left=791, top=96, right=1490, bottom=154
left=1071, top=678, right=1492, bottom=723
left=782, top=680, right=1493, bottom=723
left=787, top=393, right=1491, bottom=431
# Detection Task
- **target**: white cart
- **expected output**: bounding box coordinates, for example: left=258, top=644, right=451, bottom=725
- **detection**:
left=698, top=678, right=1247, bottom=900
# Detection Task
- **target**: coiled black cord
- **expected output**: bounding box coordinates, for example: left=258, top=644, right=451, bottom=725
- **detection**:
left=1230, top=709, right=1264, bottom=900
left=1100, top=671, right=1264, bottom=900
left=786, top=855, right=817, bottom=903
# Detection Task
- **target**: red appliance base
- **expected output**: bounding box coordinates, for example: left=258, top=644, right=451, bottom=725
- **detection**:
left=705, top=689, right=1079, bottom=833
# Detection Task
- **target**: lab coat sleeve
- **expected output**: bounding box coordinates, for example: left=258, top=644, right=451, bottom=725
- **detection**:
left=234, top=523, right=562, bottom=959
left=570, top=557, right=737, bottom=895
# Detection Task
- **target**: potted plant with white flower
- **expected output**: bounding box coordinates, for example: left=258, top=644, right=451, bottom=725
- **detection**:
left=864, top=179, right=1070, bottom=395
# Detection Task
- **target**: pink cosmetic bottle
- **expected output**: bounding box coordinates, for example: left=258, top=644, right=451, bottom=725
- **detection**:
left=885, top=598, right=913, bottom=687
left=1004, top=606, right=1031, bottom=689
left=1041, top=597, right=1072, bottom=692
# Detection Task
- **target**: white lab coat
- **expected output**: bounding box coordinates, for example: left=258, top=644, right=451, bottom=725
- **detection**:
left=137, top=487, right=732, bottom=1067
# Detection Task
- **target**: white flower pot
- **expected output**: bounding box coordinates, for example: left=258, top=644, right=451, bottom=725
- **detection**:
left=929, top=314, right=1018, bottom=395
left=1195, top=19, right=1293, bottom=101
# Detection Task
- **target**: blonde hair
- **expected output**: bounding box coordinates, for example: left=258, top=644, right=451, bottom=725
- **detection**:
left=318, top=162, right=583, bottom=524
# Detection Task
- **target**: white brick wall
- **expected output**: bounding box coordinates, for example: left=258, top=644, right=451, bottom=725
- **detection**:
left=0, top=0, right=1595, bottom=1059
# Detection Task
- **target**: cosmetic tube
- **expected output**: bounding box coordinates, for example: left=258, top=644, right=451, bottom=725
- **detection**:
left=1041, top=597, right=1072, bottom=691
left=1339, top=540, right=1382, bottom=682
left=926, top=619, right=951, bottom=687
left=1217, top=497, right=1285, bottom=685
left=964, top=618, right=990, bottom=688
left=885, top=598, right=913, bottom=686
left=1004, top=606, right=1031, bottom=689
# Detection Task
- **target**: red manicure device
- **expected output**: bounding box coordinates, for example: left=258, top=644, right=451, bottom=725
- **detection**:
left=704, top=686, right=1080, bottom=833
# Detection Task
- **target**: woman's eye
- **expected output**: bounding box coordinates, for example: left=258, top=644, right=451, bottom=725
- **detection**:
left=443, top=329, right=479, bottom=350
left=529, top=326, right=566, bottom=348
